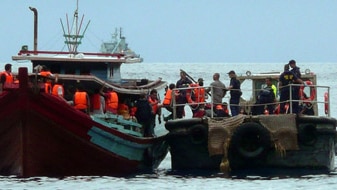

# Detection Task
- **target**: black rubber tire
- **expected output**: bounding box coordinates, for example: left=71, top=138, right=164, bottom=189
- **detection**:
left=188, top=124, right=208, bottom=144
left=229, top=122, right=272, bottom=159
left=298, top=123, right=317, bottom=146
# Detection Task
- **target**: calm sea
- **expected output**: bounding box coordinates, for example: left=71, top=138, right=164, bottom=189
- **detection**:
left=1, top=62, right=337, bottom=190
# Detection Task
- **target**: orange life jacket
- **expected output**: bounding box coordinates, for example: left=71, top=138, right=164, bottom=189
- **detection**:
left=106, top=91, right=118, bottom=113
left=52, top=84, right=64, bottom=97
left=74, top=92, right=88, bottom=110
left=192, top=84, right=205, bottom=103
left=163, top=89, right=172, bottom=106
left=40, top=71, right=52, bottom=77
left=44, top=82, right=52, bottom=93
left=148, top=96, right=159, bottom=114
left=2, top=72, right=14, bottom=84
left=91, top=94, right=102, bottom=110
left=185, top=86, right=195, bottom=104
left=216, top=104, right=229, bottom=114
left=118, top=103, right=129, bottom=115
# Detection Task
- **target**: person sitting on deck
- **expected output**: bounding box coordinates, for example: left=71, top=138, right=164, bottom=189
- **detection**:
left=73, top=85, right=90, bottom=114
left=39, top=65, right=54, bottom=93
left=118, top=100, right=131, bottom=119
left=214, top=102, right=230, bottom=117
left=91, top=88, right=105, bottom=115
left=51, top=75, right=70, bottom=104
left=252, top=77, right=276, bottom=115
left=100, top=86, right=118, bottom=114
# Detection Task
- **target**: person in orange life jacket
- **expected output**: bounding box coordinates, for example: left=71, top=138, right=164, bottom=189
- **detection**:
left=118, top=99, right=130, bottom=119
left=162, top=83, right=178, bottom=121
left=39, top=65, right=54, bottom=77
left=91, top=88, right=105, bottom=114
left=135, top=93, right=153, bottom=137
left=51, top=75, right=68, bottom=102
left=0, top=63, right=14, bottom=91
left=100, top=86, right=118, bottom=114
left=148, top=89, right=162, bottom=129
left=73, top=85, right=90, bottom=113
left=215, top=102, right=230, bottom=117
left=194, top=78, right=207, bottom=103
left=190, top=78, right=207, bottom=118
left=39, top=65, right=54, bottom=94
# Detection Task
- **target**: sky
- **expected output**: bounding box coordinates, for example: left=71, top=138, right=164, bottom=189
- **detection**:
left=1, top=0, right=337, bottom=63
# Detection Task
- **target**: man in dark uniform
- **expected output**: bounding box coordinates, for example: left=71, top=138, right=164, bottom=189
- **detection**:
left=279, top=64, right=303, bottom=114
left=289, top=59, right=301, bottom=113
left=175, top=71, right=192, bottom=118
left=227, top=70, right=242, bottom=116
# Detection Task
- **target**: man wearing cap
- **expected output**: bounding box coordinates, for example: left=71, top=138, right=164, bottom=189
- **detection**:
left=227, top=70, right=242, bottom=116
left=0, top=63, right=14, bottom=90
left=289, top=60, right=301, bottom=79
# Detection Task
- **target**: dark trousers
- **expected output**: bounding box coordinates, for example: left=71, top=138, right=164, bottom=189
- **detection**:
left=230, top=97, right=240, bottom=116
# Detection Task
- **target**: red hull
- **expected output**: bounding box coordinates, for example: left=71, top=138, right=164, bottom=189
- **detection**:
left=0, top=68, right=168, bottom=177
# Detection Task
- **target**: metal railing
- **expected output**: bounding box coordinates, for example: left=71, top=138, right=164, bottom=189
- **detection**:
left=169, top=83, right=331, bottom=119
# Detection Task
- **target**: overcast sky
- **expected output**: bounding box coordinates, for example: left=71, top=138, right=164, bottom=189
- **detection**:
left=1, top=0, right=337, bottom=63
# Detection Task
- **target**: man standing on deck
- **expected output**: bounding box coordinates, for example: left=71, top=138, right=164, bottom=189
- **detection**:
left=289, top=60, right=301, bottom=114
left=226, top=70, right=242, bottom=116
left=206, top=73, right=226, bottom=106
left=279, top=64, right=304, bottom=114
left=135, top=93, right=153, bottom=137
left=175, top=71, right=192, bottom=118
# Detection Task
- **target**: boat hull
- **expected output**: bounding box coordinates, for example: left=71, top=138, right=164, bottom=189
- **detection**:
left=165, top=115, right=336, bottom=175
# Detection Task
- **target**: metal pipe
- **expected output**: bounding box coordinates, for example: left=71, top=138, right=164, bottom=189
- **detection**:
left=29, top=7, right=38, bottom=53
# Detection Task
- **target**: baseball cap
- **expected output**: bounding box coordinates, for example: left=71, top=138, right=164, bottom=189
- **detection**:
left=227, top=70, right=235, bottom=74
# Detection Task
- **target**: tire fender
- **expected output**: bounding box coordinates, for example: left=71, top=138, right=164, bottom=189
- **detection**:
left=229, top=122, right=272, bottom=159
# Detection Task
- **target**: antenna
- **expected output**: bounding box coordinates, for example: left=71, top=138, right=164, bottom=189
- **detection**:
left=60, top=0, right=90, bottom=53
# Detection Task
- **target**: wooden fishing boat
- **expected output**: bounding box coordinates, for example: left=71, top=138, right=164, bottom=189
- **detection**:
left=1, top=5, right=168, bottom=177
left=165, top=69, right=337, bottom=175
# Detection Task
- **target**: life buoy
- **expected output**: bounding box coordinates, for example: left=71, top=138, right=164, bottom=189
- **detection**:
left=298, top=124, right=317, bottom=146
left=324, top=92, right=329, bottom=115
left=188, top=124, right=207, bottom=144
left=299, top=80, right=316, bottom=103
left=229, top=122, right=271, bottom=159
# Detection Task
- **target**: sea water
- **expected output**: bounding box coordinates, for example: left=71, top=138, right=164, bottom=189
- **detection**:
left=1, top=62, right=337, bottom=190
